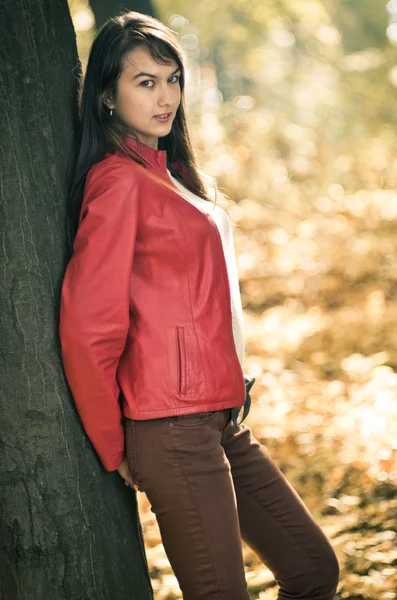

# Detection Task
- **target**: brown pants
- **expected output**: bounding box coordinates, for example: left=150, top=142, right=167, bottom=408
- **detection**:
left=125, top=408, right=339, bottom=600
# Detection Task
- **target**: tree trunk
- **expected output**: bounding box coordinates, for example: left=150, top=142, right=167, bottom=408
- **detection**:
left=89, top=0, right=156, bottom=31
left=0, top=2, right=153, bottom=598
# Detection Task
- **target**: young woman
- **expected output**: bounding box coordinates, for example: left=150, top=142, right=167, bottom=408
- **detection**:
left=59, top=11, right=340, bottom=600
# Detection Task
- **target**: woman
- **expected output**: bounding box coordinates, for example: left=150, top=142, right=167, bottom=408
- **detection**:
left=59, top=11, right=339, bottom=600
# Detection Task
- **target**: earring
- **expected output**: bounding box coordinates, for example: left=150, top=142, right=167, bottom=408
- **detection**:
left=110, top=108, right=113, bottom=117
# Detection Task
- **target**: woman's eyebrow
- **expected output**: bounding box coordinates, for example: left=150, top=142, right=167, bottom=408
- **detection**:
left=132, top=66, right=181, bottom=80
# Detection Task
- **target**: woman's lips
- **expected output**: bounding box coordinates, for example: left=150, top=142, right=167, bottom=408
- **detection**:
left=154, top=112, right=171, bottom=123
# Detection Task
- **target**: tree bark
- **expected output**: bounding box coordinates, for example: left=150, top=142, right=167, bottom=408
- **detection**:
left=0, top=1, right=153, bottom=598
left=89, top=0, right=156, bottom=31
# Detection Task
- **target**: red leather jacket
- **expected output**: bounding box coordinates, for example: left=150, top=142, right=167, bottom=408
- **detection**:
left=59, top=135, right=245, bottom=471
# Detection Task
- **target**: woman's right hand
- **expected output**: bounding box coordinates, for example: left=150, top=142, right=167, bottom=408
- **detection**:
left=117, top=457, right=140, bottom=491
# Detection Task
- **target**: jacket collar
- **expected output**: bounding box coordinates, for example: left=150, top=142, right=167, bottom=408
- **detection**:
left=124, top=135, right=167, bottom=172
left=123, top=134, right=195, bottom=190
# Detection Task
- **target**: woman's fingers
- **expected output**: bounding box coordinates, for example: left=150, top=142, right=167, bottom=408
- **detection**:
left=123, top=474, right=140, bottom=491
left=117, top=458, right=140, bottom=490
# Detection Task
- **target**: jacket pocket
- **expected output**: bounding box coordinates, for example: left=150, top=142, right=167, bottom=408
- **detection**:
left=176, top=326, right=187, bottom=394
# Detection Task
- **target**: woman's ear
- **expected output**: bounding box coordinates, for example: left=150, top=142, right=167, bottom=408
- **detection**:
left=101, top=90, right=114, bottom=110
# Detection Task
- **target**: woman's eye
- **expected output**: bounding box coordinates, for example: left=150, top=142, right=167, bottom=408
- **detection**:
left=140, top=75, right=180, bottom=87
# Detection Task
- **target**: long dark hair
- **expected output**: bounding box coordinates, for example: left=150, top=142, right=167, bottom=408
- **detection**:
left=67, top=10, right=218, bottom=249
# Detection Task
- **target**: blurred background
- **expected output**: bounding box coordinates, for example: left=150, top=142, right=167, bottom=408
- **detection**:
left=68, top=1, right=397, bottom=598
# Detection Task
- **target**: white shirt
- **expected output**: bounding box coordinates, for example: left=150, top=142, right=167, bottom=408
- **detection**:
left=166, top=168, right=245, bottom=367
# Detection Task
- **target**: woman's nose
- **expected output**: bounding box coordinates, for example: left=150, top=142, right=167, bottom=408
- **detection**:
left=157, top=83, right=174, bottom=106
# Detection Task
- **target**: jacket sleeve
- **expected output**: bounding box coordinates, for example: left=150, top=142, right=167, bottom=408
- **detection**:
left=59, top=168, right=139, bottom=472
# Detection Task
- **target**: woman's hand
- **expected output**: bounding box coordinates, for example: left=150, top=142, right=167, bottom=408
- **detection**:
left=117, top=457, right=140, bottom=491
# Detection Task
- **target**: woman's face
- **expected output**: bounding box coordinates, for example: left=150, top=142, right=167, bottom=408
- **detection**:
left=105, top=45, right=182, bottom=149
